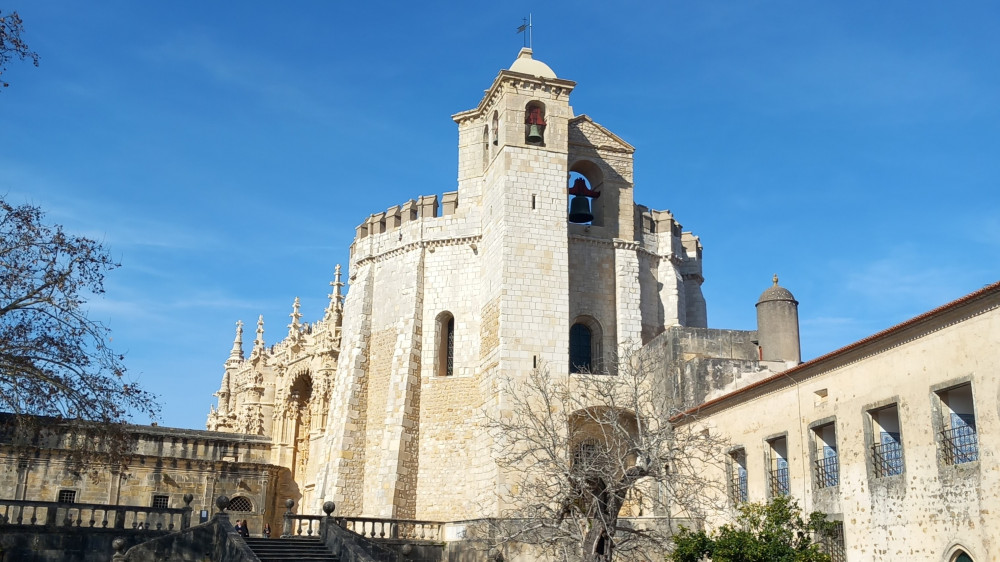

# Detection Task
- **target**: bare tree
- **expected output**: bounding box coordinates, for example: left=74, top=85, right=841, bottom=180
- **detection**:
left=0, top=10, right=39, bottom=89
left=0, top=198, right=158, bottom=467
left=484, top=346, right=730, bottom=561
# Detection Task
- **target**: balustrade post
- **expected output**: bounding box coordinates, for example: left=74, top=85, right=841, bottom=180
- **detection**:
left=114, top=507, right=126, bottom=529
left=181, top=494, right=194, bottom=529
left=45, top=505, right=58, bottom=527
left=320, top=501, right=336, bottom=540
left=110, top=537, right=127, bottom=562
left=281, top=499, right=294, bottom=538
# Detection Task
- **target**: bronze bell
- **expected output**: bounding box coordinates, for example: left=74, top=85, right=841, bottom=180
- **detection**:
left=568, top=195, right=593, bottom=223
left=527, top=124, right=543, bottom=143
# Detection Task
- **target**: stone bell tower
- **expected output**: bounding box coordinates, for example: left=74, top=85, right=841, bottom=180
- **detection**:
left=452, top=47, right=577, bottom=378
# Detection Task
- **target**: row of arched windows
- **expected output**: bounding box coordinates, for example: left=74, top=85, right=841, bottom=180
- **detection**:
left=434, top=312, right=602, bottom=376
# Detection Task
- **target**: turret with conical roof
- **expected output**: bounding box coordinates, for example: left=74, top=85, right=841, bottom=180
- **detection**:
left=756, top=274, right=801, bottom=364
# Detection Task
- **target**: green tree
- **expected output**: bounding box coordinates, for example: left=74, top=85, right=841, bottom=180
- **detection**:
left=669, top=495, right=836, bottom=562
left=0, top=10, right=39, bottom=89
left=0, top=198, right=158, bottom=466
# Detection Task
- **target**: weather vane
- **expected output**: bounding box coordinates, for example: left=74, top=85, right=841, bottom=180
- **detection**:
left=517, top=14, right=533, bottom=49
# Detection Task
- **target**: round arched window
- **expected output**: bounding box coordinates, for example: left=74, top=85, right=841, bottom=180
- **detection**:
left=228, top=496, right=253, bottom=512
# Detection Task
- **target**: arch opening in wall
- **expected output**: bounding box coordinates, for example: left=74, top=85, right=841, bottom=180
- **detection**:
left=567, top=408, right=640, bottom=517
left=949, top=550, right=975, bottom=562
left=525, top=101, right=546, bottom=145
left=482, top=125, right=490, bottom=171
left=228, top=496, right=254, bottom=512
left=568, top=160, right=606, bottom=226
left=569, top=316, right=603, bottom=374
left=435, top=311, right=455, bottom=377
left=492, top=111, right=499, bottom=145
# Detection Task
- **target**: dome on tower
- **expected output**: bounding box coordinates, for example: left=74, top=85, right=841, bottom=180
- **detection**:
left=509, top=48, right=557, bottom=79
left=758, top=274, right=797, bottom=304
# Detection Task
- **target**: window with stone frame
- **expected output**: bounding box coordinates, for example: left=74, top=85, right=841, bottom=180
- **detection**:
left=436, top=311, right=455, bottom=377
left=152, top=495, right=169, bottom=509
left=569, top=323, right=592, bottom=373
left=228, top=496, right=253, bottom=512
left=766, top=436, right=789, bottom=496
left=57, top=489, right=76, bottom=504
left=729, top=448, right=748, bottom=503
left=812, top=422, right=839, bottom=489
left=937, top=383, right=978, bottom=465
left=820, top=520, right=847, bottom=562
left=869, top=404, right=904, bottom=477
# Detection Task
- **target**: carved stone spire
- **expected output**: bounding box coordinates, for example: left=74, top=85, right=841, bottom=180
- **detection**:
left=288, top=297, right=302, bottom=338
left=254, top=315, right=265, bottom=349
left=229, top=320, right=245, bottom=362
left=324, top=264, right=345, bottom=324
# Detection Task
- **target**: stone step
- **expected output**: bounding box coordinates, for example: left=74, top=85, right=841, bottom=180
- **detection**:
left=243, top=537, right=339, bottom=562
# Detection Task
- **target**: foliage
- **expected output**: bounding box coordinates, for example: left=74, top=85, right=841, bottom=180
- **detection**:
left=484, top=347, right=729, bottom=561
left=0, top=10, right=39, bottom=89
left=668, top=495, right=836, bottom=562
left=0, top=198, right=158, bottom=466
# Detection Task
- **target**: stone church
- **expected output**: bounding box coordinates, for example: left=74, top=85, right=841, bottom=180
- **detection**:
left=205, top=47, right=762, bottom=522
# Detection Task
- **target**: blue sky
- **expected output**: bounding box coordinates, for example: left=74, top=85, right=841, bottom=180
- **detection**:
left=2, top=2, right=998, bottom=429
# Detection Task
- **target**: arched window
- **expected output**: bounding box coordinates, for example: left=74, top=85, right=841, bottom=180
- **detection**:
left=436, top=312, right=455, bottom=377
left=482, top=125, right=490, bottom=170
left=570, top=316, right=603, bottom=374
left=953, top=552, right=974, bottom=562
left=525, top=101, right=546, bottom=145
left=228, top=496, right=253, bottom=512
left=569, top=323, right=592, bottom=373
left=492, top=111, right=499, bottom=145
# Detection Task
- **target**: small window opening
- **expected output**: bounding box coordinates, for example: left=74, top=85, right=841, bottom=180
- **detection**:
left=531, top=194, right=536, bottom=209
left=492, top=111, right=499, bottom=145
left=569, top=323, right=592, bottom=373
left=812, top=423, right=838, bottom=488
left=228, top=496, right=253, bottom=512
left=152, top=495, right=169, bottom=509
left=820, top=521, right=847, bottom=562
left=767, top=436, right=789, bottom=496
left=938, top=383, right=978, bottom=464
left=870, top=404, right=903, bottom=477
left=57, top=490, right=76, bottom=504
left=436, top=312, right=455, bottom=377
left=729, top=448, right=748, bottom=503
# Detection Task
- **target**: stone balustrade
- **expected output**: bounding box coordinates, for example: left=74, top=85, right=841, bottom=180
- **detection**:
left=0, top=495, right=193, bottom=531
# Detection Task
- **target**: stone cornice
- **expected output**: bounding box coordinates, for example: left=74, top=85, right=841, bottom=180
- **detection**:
left=452, top=70, right=576, bottom=125
left=354, top=235, right=483, bottom=268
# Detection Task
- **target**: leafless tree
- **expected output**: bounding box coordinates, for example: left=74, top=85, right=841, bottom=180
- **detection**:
left=0, top=198, right=158, bottom=468
left=484, top=346, right=730, bottom=561
left=0, top=10, right=39, bottom=89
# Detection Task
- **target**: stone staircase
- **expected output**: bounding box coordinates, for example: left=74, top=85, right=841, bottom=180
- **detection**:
left=244, top=536, right=340, bottom=561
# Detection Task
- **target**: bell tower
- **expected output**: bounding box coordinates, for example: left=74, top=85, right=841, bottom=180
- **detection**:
left=453, top=47, right=577, bottom=379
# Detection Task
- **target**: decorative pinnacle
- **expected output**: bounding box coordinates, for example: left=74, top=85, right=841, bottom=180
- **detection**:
left=288, top=297, right=302, bottom=337
left=254, top=315, right=265, bottom=349
left=773, top=274, right=779, bottom=286
left=229, top=320, right=244, bottom=360
left=325, top=264, right=345, bottom=320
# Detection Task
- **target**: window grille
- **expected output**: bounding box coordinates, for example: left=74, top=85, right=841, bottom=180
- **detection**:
left=228, top=496, right=253, bottom=512
left=941, top=424, right=978, bottom=465
left=152, top=495, right=169, bottom=509
left=729, top=450, right=748, bottom=503
left=57, top=490, right=76, bottom=504
left=872, top=432, right=904, bottom=477
left=769, top=464, right=789, bottom=496
left=445, top=316, right=454, bottom=377
left=820, top=521, right=847, bottom=562
left=814, top=455, right=839, bottom=488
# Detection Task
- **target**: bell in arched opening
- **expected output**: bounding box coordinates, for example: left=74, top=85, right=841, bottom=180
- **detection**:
left=568, top=195, right=593, bottom=223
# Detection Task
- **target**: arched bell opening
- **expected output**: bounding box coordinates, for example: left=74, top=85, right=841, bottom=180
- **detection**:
left=524, top=101, right=546, bottom=145
left=568, top=161, right=605, bottom=225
